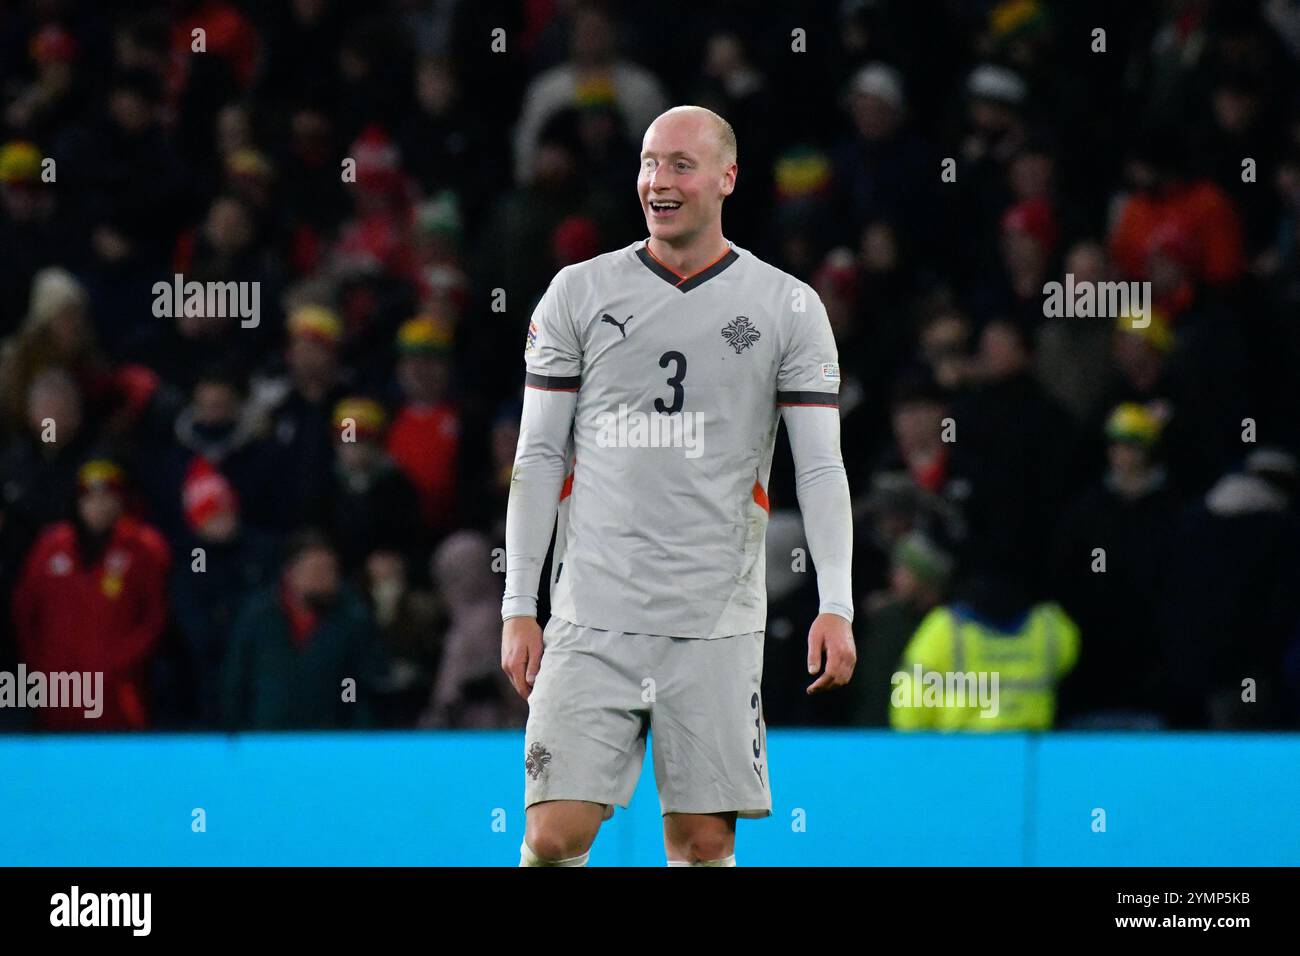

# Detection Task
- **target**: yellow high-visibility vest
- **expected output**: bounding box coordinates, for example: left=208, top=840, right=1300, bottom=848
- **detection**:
left=889, top=602, right=1079, bottom=731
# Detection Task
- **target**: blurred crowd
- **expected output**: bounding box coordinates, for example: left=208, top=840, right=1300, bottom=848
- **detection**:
left=2, top=0, right=1299, bottom=733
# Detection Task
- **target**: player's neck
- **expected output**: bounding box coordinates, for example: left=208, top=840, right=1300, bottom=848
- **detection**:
left=646, top=231, right=730, bottom=279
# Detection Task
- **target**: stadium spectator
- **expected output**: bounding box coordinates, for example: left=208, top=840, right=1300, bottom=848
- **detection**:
left=0, top=140, right=64, bottom=334
left=1050, top=404, right=1181, bottom=728
left=261, top=305, right=352, bottom=526
left=851, top=530, right=955, bottom=727
left=512, top=2, right=669, bottom=184
left=882, top=368, right=952, bottom=497
left=832, top=63, right=938, bottom=258
left=255, top=0, right=344, bottom=113
left=135, top=361, right=283, bottom=540
left=167, top=458, right=277, bottom=726
left=398, top=56, right=499, bottom=229
left=457, top=399, right=521, bottom=543
left=1033, top=240, right=1122, bottom=425
left=275, top=102, right=352, bottom=246
left=318, top=396, right=423, bottom=572
left=812, top=245, right=890, bottom=486
left=692, top=30, right=775, bottom=243
left=915, top=303, right=977, bottom=392
left=3, top=24, right=85, bottom=143
left=954, top=63, right=1030, bottom=285
left=12, top=459, right=171, bottom=731
left=767, top=144, right=838, bottom=278
left=1109, top=130, right=1246, bottom=287
left=386, top=316, right=460, bottom=538
left=479, top=106, right=628, bottom=319
left=890, top=572, right=1079, bottom=731
left=1, top=268, right=94, bottom=432
left=330, top=125, right=419, bottom=283
left=1159, top=449, right=1300, bottom=728
left=363, top=548, right=441, bottom=728
left=0, top=368, right=91, bottom=564
left=973, top=195, right=1059, bottom=329
left=53, top=68, right=190, bottom=335
left=420, top=530, right=525, bottom=729
left=120, top=245, right=268, bottom=396
left=411, top=192, right=469, bottom=315
left=945, top=317, right=1080, bottom=596
left=221, top=529, right=383, bottom=730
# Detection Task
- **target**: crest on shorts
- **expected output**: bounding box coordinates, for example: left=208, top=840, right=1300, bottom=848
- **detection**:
left=525, top=741, right=552, bottom=780
left=721, top=316, right=761, bottom=354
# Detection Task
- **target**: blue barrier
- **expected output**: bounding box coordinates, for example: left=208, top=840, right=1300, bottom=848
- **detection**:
left=1, top=731, right=1296, bottom=866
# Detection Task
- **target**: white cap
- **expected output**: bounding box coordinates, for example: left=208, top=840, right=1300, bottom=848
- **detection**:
left=967, top=63, right=1027, bottom=105
left=27, top=266, right=87, bottom=328
left=1246, top=448, right=1297, bottom=476
left=849, top=62, right=905, bottom=112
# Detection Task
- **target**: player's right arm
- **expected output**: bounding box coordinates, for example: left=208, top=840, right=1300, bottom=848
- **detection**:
left=501, top=272, right=581, bottom=699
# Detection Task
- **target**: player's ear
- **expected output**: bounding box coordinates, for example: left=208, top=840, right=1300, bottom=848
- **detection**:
left=720, top=163, right=737, bottom=197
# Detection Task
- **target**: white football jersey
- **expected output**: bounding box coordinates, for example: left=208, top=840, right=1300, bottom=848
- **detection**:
left=520, top=239, right=841, bottom=638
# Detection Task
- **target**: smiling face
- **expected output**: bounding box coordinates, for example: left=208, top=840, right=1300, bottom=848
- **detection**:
left=637, top=109, right=736, bottom=247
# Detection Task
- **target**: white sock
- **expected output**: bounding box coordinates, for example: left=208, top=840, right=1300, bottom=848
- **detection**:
left=519, top=840, right=589, bottom=867
left=667, top=854, right=736, bottom=867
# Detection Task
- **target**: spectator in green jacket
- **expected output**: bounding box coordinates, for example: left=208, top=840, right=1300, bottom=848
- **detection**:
left=221, top=529, right=384, bottom=730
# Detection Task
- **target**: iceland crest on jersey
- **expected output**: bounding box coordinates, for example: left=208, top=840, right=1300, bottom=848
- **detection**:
left=721, top=316, right=761, bottom=354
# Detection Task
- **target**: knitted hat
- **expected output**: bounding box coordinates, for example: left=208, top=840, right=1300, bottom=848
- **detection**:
left=287, top=305, right=343, bottom=346
left=1001, top=197, right=1058, bottom=252
left=892, top=531, right=954, bottom=591
left=968, top=63, right=1028, bottom=105
left=573, top=76, right=617, bottom=110
left=0, top=141, right=42, bottom=184
left=27, top=267, right=88, bottom=326
left=813, top=247, right=860, bottom=301
left=182, top=457, right=238, bottom=531
left=397, top=315, right=452, bottom=355
left=77, top=459, right=126, bottom=495
left=415, top=191, right=463, bottom=241
left=31, top=25, right=78, bottom=65
left=1115, top=308, right=1174, bottom=352
left=350, top=124, right=404, bottom=195
left=226, top=148, right=274, bottom=180
left=988, top=0, right=1048, bottom=43
left=774, top=146, right=833, bottom=200
left=333, top=396, right=388, bottom=440
left=1105, top=403, right=1162, bottom=447
left=849, top=62, right=905, bottom=112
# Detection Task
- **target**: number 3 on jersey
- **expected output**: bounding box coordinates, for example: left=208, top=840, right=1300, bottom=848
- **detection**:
left=654, top=350, right=686, bottom=414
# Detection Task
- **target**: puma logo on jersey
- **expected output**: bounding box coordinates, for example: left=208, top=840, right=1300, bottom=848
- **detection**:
left=601, top=313, right=632, bottom=337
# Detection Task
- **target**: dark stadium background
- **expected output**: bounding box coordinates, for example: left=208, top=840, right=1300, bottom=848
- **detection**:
left=2, top=0, right=1300, bottom=741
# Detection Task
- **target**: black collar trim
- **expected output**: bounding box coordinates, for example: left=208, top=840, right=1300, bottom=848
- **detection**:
left=636, top=242, right=739, bottom=292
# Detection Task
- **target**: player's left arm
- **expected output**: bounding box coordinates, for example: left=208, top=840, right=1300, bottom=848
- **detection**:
left=777, top=285, right=855, bottom=694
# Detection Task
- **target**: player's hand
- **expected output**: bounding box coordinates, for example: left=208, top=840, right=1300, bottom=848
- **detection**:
left=806, top=612, right=855, bottom=694
left=502, top=616, right=544, bottom=700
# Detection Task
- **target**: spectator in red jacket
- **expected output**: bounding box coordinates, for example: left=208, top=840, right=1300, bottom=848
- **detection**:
left=12, top=459, right=170, bottom=730
left=1109, top=132, right=1246, bottom=288
left=387, top=316, right=460, bottom=536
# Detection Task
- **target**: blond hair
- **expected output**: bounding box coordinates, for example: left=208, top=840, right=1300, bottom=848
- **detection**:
left=654, top=105, right=737, bottom=166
